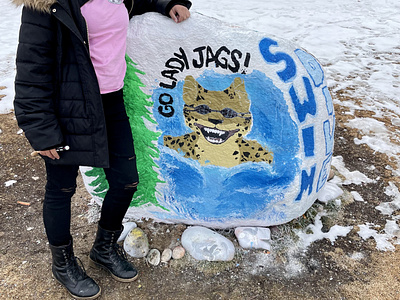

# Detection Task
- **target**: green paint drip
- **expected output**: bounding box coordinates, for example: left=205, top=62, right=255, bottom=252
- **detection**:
left=85, top=56, right=166, bottom=210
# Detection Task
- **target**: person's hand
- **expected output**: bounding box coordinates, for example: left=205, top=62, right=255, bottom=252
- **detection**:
left=169, top=5, right=190, bottom=23
left=39, top=148, right=60, bottom=160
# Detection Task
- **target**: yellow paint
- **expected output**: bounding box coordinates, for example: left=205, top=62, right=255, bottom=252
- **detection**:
left=164, top=76, right=273, bottom=167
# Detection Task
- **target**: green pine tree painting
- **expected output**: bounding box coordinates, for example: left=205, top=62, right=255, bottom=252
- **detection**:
left=85, top=56, right=166, bottom=209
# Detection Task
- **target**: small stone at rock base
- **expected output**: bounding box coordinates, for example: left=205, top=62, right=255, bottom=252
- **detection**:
left=181, top=226, right=235, bottom=261
left=118, top=222, right=137, bottom=242
left=161, top=248, right=172, bottom=263
left=123, top=227, right=149, bottom=258
left=328, top=169, right=335, bottom=180
left=147, top=249, right=161, bottom=266
left=234, top=227, right=271, bottom=250
left=317, top=182, right=343, bottom=204
left=172, top=246, right=185, bottom=259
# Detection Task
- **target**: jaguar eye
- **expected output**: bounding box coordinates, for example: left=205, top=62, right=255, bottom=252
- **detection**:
left=194, top=105, right=212, bottom=115
left=220, top=108, right=238, bottom=118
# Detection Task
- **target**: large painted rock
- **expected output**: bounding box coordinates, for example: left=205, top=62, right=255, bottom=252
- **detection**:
left=81, top=13, right=334, bottom=228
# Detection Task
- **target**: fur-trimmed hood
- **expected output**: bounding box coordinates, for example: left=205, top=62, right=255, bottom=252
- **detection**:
left=12, top=0, right=57, bottom=13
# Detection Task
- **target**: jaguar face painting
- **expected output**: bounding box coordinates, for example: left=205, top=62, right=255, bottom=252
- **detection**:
left=163, top=75, right=273, bottom=167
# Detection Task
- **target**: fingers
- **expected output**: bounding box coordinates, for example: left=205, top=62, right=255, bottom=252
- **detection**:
left=169, top=5, right=191, bottom=23
left=39, top=149, right=60, bottom=160
left=50, top=148, right=60, bottom=160
left=38, top=150, right=53, bottom=159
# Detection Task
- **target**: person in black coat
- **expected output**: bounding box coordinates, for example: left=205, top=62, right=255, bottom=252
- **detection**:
left=13, top=0, right=191, bottom=298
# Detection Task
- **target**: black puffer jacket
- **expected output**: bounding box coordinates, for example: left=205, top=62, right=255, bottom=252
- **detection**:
left=13, top=0, right=191, bottom=168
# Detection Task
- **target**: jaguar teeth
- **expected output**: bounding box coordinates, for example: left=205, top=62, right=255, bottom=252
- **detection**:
left=194, top=123, right=239, bottom=145
left=206, top=137, right=224, bottom=144
left=204, top=127, right=224, bottom=136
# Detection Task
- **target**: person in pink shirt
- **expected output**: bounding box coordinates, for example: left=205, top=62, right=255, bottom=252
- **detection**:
left=13, top=0, right=191, bottom=298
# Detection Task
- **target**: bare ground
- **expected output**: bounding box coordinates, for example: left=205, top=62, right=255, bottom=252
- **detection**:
left=1, top=96, right=400, bottom=299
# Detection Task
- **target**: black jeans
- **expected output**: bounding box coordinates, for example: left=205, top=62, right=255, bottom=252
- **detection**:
left=43, top=89, right=139, bottom=246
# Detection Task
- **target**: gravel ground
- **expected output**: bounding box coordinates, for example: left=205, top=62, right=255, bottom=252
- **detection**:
left=1, top=98, right=400, bottom=300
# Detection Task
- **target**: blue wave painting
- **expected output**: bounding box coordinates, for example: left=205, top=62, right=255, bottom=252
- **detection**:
left=153, top=70, right=300, bottom=223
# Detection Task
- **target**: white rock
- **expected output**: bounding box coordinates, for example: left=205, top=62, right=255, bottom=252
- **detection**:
left=234, top=227, right=271, bottom=250
left=181, top=226, right=235, bottom=261
left=123, top=227, right=149, bottom=258
left=317, top=182, right=343, bottom=203
left=118, top=222, right=137, bottom=242
left=147, top=249, right=161, bottom=266
left=161, top=248, right=172, bottom=263
left=172, top=246, right=185, bottom=260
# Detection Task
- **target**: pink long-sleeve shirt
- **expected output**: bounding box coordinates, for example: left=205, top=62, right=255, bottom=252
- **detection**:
left=81, top=0, right=129, bottom=94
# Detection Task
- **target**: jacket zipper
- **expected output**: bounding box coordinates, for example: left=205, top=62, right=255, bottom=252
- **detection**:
left=83, top=17, right=90, bottom=51
left=128, top=0, right=134, bottom=16
left=51, top=5, right=89, bottom=53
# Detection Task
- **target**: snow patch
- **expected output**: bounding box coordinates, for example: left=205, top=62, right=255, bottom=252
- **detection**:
left=4, top=180, right=17, bottom=187
left=357, top=222, right=399, bottom=251
left=296, top=213, right=353, bottom=248
left=350, top=191, right=365, bottom=202
left=375, top=182, right=400, bottom=216
left=331, top=156, right=375, bottom=185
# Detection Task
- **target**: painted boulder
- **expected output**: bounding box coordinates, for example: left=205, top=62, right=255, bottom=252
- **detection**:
left=81, top=13, right=334, bottom=228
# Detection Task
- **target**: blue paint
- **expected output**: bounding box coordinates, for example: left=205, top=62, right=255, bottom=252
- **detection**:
left=294, top=49, right=324, bottom=87
left=323, top=86, right=334, bottom=116
left=153, top=70, right=300, bottom=221
left=302, top=126, right=315, bottom=157
left=152, top=82, right=191, bottom=136
left=259, top=38, right=296, bottom=83
left=295, top=165, right=316, bottom=202
left=317, top=154, right=332, bottom=192
left=156, top=154, right=290, bottom=220
left=318, top=87, right=334, bottom=192
left=257, top=41, right=334, bottom=206
left=289, top=77, right=317, bottom=123
left=323, top=117, right=335, bottom=155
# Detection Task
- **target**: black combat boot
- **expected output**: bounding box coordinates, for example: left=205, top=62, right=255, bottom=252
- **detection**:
left=49, top=240, right=101, bottom=299
left=89, top=225, right=138, bottom=282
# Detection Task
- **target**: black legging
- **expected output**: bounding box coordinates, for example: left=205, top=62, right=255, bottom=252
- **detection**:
left=43, top=89, right=139, bottom=246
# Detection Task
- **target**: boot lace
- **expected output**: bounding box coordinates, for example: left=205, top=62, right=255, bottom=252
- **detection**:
left=66, top=256, right=88, bottom=283
left=111, top=243, right=130, bottom=265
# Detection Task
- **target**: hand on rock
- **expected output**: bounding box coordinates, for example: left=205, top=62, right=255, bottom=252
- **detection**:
left=169, top=5, right=190, bottom=23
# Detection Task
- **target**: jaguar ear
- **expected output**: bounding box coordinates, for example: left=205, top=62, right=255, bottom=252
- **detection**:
left=183, top=76, right=207, bottom=104
left=224, top=77, right=249, bottom=104
left=233, top=77, right=245, bottom=89
left=230, top=77, right=246, bottom=95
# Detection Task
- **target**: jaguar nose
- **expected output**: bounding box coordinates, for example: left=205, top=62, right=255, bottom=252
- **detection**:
left=208, top=118, right=223, bottom=125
